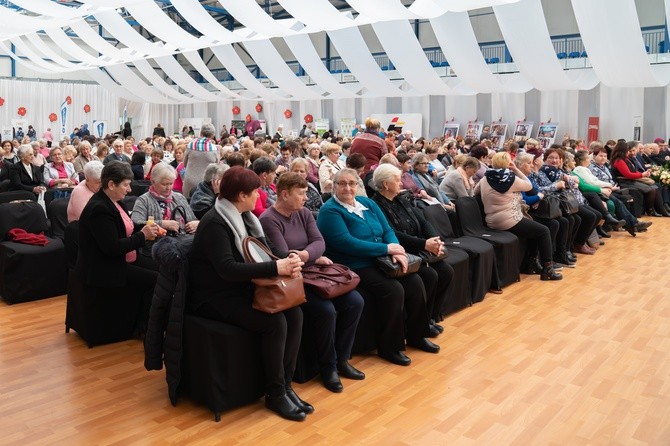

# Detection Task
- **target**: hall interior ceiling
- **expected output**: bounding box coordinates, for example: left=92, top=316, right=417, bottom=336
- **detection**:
left=1, top=0, right=669, bottom=103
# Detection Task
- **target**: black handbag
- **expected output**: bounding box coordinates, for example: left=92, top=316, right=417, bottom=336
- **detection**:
left=530, top=195, right=562, bottom=219
left=417, top=250, right=448, bottom=264
left=375, top=253, right=422, bottom=278
left=556, top=191, right=579, bottom=215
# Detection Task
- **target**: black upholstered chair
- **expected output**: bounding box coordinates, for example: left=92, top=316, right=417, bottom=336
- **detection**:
left=0, top=190, right=36, bottom=204
left=47, top=197, right=70, bottom=240
left=422, top=204, right=495, bottom=305
left=0, top=201, right=67, bottom=304
left=454, top=197, right=521, bottom=290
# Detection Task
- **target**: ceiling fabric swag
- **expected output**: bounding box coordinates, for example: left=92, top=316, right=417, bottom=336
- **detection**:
left=276, top=0, right=356, bottom=31
left=571, top=0, right=667, bottom=87
left=104, top=64, right=180, bottom=104
left=132, top=59, right=201, bottom=103
left=209, top=45, right=286, bottom=100
left=9, top=0, right=100, bottom=19
left=181, top=51, right=240, bottom=100
left=68, top=20, right=137, bottom=64
left=44, top=27, right=106, bottom=66
left=242, top=40, right=322, bottom=99
left=372, top=20, right=460, bottom=96
left=93, top=10, right=175, bottom=57
left=216, top=0, right=302, bottom=38
left=168, top=0, right=236, bottom=45
left=327, top=27, right=405, bottom=97
left=25, top=33, right=84, bottom=70
left=283, top=34, right=355, bottom=99
left=346, top=0, right=420, bottom=21
left=7, top=37, right=73, bottom=72
left=84, top=68, right=146, bottom=103
left=153, top=56, right=222, bottom=103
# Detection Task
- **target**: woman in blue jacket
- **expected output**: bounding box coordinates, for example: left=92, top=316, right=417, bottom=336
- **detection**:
left=317, top=168, right=439, bottom=367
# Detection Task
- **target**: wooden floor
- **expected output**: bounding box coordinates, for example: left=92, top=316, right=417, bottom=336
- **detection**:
left=2, top=217, right=670, bottom=445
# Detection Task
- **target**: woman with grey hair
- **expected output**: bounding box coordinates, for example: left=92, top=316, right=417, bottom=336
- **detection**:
left=73, top=141, right=99, bottom=175
left=411, top=153, right=454, bottom=210
left=67, top=160, right=104, bottom=222
left=9, top=144, right=47, bottom=195
left=44, top=146, right=79, bottom=189
left=371, top=164, right=452, bottom=333
left=182, top=123, right=219, bottom=199
left=190, top=163, right=229, bottom=219
left=132, top=162, right=199, bottom=234
left=439, top=156, right=479, bottom=201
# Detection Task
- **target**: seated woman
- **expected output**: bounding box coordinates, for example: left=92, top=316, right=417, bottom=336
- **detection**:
left=439, top=155, right=479, bottom=201
left=588, top=144, right=652, bottom=234
left=396, top=152, right=432, bottom=203
left=190, top=163, right=228, bottom=219
left=474, top=152, right=562, bottom=281
left=43, top=146, right=79, bottom=191
left=73, top=141, right=98, bottom=175
left=318, top=144, right=345, bottom=195
left=130, top=151, right=146, bottom=181
left=188, top=166, right=311, bottom=422
left=468, top=145, right=490, bottom=185
left=67, top=160, right=104, bottom=222
left=305, top=143, right=322, bottom=187
left=289, top=158, right=323, bottom=215
left=2, top=140, right=19, bottom=165
left=411, top=153, right=455, bottom=210
left=9, top=144, right=47, bottom=196
left=317, top=168, right=439, bottom=367
left=76, top=161, right=159, bottom=344
left=425, top=146, right=447, bottom=181
left=145, top=147, right=164, bottom=181
left=371, top=164, right=453, bottom=332
left=610, top=140, right=669, bottom=217
left=260, top=173, right=365, bottom=393
left=131, top=163, right=198, bottom=234
left=251, top=157, right=278, bottom=217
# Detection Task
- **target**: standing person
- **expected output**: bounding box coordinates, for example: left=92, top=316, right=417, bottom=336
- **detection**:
left=188, top=166, right=311, bottom=421
left=153, top=124, right=166, bottom=138
left=27, top=125, right=37, bottom=141
left=122, top=122, right=132, bottom=139
left=260, top=173, right=365, bottom=392
left=350, top=117, right=387, bottom=178
left=182, top=123, right=219, bottom=199
left=42, top=128, right=53, bottom=147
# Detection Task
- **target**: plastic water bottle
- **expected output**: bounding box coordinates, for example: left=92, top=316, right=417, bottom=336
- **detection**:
left=146, top=216, right=155, bottom=240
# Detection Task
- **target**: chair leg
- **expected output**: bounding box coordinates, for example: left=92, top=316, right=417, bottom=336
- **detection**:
left=214, top=411, right=221, bottom=422
left=65, top=325, right=70, bottom=333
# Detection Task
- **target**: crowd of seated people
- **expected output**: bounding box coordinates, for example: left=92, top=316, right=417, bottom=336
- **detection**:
left=5, top=118, right=670, bottom=423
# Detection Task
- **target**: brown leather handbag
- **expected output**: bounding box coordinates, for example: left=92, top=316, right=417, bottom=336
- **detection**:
left=242, top=237, right=306, bottom=314
left=301, top=263, right=360, bottom=299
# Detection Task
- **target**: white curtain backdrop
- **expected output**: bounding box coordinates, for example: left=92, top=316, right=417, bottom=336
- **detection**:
left=539, top=90, right=579, bottom=140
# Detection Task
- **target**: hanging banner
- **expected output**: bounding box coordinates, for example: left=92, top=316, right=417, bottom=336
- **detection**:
left=587, top=117, right=599, bottom=144
left=122, top=105, right=127, bottom=127
left=59, top=100, right=68, bottom=139
left=314, top=118, right=330, bottom=137
left=93, top=120, right=107, bottom=139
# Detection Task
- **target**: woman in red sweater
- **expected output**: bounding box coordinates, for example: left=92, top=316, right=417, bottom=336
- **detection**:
left=610, top=141, right=669, bottom=217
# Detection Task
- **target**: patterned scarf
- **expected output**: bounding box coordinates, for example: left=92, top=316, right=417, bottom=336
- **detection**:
left=149, top=185, right=173, bottom=220
left=485, top=168, right=516, bottom=193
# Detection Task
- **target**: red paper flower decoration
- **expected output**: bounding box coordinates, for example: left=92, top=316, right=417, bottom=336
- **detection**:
left=284, top=109, right=292, bottom=119
left=0, top=97, right=4, bottom=106
left=84, top=104, right=91, bottom=113
left=232, top=106, right=240, bottom=115
left=245, top=114, right=252, bottom=123
left=49, top=113, right=58, bottom=122
left=66, top=96, right=72, bottom=105
left=304, top=114, right=313, bottom=124
left=255, top=103, right=263, bottom=113
left=18, top=107, right=27, bottom=116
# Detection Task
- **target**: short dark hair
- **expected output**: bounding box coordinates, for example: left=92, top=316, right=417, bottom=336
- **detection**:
left=101, top=161, right=133, bottom=190
left=396, top=152, right=411, bottom=164
left=218, top=166, right=261, bottom=201
left=276, top=172, right=308, bottom=194
left=252, top=156, right=276, bottom=175
left=346, top=152, right=367, bottom=170
left=469, top=145, right=489, bottom=160
left=226, top=152, right=246, bottom=167
left=130, top=151, right=146, bottom=166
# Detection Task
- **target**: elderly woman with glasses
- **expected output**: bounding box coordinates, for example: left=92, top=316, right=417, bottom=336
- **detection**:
left=317, top=168, right=439, bottom=367
left=411, top=153, right=454, bottom=210
left=44, top=146, right=79, bottom=189
left=318, top=144, right=345, bottom=195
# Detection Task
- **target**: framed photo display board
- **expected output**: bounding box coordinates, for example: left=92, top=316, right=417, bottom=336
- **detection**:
left=443, top=122, right=460, bottom=139
left=490, top=123, right=508, bottom=149
left=513, top=121, right=534, bottom=142
left=537, top=122, right=559, bottom=149
left=465, top=121, right=484, bottom=140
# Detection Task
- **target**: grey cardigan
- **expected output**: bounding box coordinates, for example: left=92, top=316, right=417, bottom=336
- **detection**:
left=131, top=191, right=196, bottom=227
left=439, top=169, right=474, bottom=201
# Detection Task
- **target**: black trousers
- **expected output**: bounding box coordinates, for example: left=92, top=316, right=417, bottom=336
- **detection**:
left=354, top=266, right=430, bottom=354
left=582, top=192, right=609, bottom=220
left=505, top=218, right=553, bottom=264
left=416, top=260, right=453, bottom=321
left=534, top=215, right=569, bottom=257
left=194, top=297, right=303, bottom=395
left=302, top=288, right=364, bottom=373
left=574, top=205, right=599, bottom=245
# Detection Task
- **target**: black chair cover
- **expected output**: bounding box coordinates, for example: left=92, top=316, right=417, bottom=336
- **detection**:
left=47, top=197, right=70, bottom=240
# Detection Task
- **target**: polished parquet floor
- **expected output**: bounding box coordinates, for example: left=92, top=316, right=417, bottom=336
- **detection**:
left=1, top=217, right=670, bottom=445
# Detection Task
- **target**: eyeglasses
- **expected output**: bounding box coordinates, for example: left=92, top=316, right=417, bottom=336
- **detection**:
left=335, top=181, right=358, bottom=188
left=417, top=162, right=430, bottom=165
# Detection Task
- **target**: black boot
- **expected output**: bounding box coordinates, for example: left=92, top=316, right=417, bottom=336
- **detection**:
left=540, top=262, right=562, bottom=281
left=604, top=214, right=625, bottom=229
left=286, top=386, right=314, bottom=413
left=596, top=226, right=611, bottom=238
left=522, top=256, right=543, bottom=275
left=623, top=224, right=637, bottom=237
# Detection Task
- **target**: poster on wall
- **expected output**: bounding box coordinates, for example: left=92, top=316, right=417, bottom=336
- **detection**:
left=230, top=119, right=246, bottom=136
left=340, top=118, right=356, bottom=138
left=513, top=121, right=534, bottom=142
left=443, top=122, right=460, bottom=139
left=314, top=118, right=330, bottom=137
left=632, top=115, right=642, bottom=142
left=92, top=120, right=107, bottom=139
left=465, top=121, right=484, bottom=140
left=490, top=123, right=508, bottom=149
left=537, top=122, right=559, bottom=149
left=371, top=114, right=423, bottom=137
left=1, top=128, right=13, bottom=142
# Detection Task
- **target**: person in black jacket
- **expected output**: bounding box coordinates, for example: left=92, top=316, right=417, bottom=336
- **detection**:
left=371, top=164, right=453, bottom=333
left=76, top=161, right=159, bottom=345
left=153, top=123, right=166, bottom=138
left=9, top=144, right=47, bottom=196
left=188, top=166, right=311, bottom=422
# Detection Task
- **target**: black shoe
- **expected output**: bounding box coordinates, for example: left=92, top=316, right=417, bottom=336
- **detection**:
left=665, top=203, right=670, bottom=213
left=521, top=256, right=543, bottom=275
left=624, top=224, right=637, bottom=236
left=407, top=338, right=440, bottom=354
left=566, top=252, right=577, bottom=263
left=337, top=361, right=365, bottom=380
left=604, top=215, right=625, bottom=229
left=596, top=226, right=611, bottom=238
left=265, top=393, right=306, bottom=421
left=647, top=210, right=663, bottom=217
left=378, top=350, right=411, bottom=366
left=321, top=370, right=343, bottom=393
left=285, top=386, right=314, bottom=414
left=540, top=262, right=563, bottom=281
left=430, top=320, right=444, bottom=333
left=637, top=221, right=652, bottom=230
left=427, top=324, right=441, bottom=338
left=554, top=254, right=576, bottom=268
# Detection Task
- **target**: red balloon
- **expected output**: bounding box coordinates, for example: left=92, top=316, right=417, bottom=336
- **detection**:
left=232, top=106, right=241, bottom=115
left=0, top=97, right=4, bottom=106
left=18, top=107, right=26, bottom=116
left=83, top=104, right=91, bottom=113
left=255, top=103, right=263, bottom=113
left=66, top=96, right=72, bottom=105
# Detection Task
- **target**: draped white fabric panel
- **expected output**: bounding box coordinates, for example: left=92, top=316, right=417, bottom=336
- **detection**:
left=44, top=27, right=102, bottom=66
left=327, top=27, right=403, bottom=97
left=132, top=59, right=198, bottom=103
left=276, top=0, right=355, bottom=31
left=491, top=93, right=526, bottom=124
left=169, top=0, right=236, bottom=44
left=346, top=0, right=419, bottom=21
left=25, top=33, right=82, bottom=70
left=154, top=56, right=222, bottom=103
left=283, top=34, right=357, bottom=99
left=181, top=51, right=240, bottom=99
left=373, top=20, right=457, bottom=96
left=93, top=10, right=173, bottom=57
left=243, top=40, right=322, bottom=99
left=216, top=0, right=300, bottom=37
left=69, top=20, right=133, bottom=63
left=84, top=68, right=145, bottom=103
left=571, top=0, right=665, bottom=87
left=104, top=64, right=179, bottom=104
left=8, top=37, right=73, bottom=72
